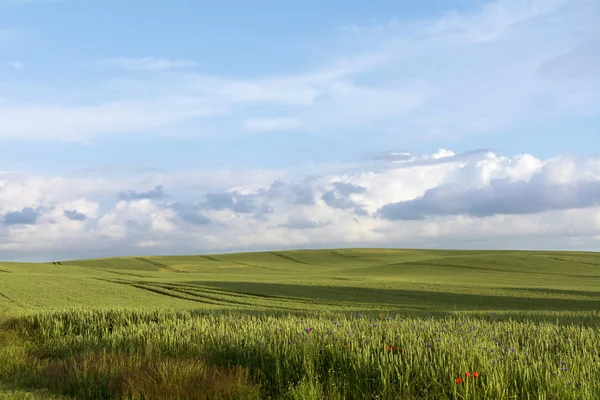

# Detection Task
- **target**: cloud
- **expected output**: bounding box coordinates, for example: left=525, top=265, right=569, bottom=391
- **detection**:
left=63, top=209, right=87, bottom=221
left=263, top=180, right=317, bottom=205
left=321, top=182, right=368, bottom=215
left=2, top=207, right=38, bottom=225
left=0, top=0, right=597, bottom=141
left=169, top=203, right=211, bottom=226
left=106, top=57, right=199, bottom=71
left=0, top=99, right=224, bottom=141
left=368, top=151, right=415, bottom=163
left=279, top=217, right=331, bottom=230
left=379, top=178, right=600, bottom=221
left=332, top=182, right=367, bottom=196
left=0, top=150, right=598, bottom=260
left=290, top=185, right=316, bottom=205
left=203, top=193, right=235, bottom=211
left=118, top=185, right=167, bottom=201
left=95, top=199, right=177, bottom=240
left=202, top=191, right=272, bottom=215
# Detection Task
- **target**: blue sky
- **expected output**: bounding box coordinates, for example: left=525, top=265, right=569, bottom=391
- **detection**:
left=0, top=0, right=599, bottom=260
left=1, top=0, right=597, bottom=172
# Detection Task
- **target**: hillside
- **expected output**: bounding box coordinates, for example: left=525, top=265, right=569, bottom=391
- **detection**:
left=1, top=248, right=598, bottom=314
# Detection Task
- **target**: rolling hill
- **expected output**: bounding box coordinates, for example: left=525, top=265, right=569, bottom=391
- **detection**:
left=1, top=248, right=598, bottom=314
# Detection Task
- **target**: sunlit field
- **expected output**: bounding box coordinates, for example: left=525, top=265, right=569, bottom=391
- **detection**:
left=1, top=249, right=599, bottom=399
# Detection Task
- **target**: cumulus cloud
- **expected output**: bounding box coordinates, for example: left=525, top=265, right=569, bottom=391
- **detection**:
left=279, top=217, right=331, bottom=230
left=63, top=209, right=87, bottom=221
left=264, top=180, right=316, bottom=205
left=379, top=178, right=600, bottom=221
left=0, top=149, right=599, bottom=261
left=203, top=193, right=235, bottom=211
left=169, top=203, right=211, bottom=226
left=202, top=191, right=272, bottom=216
left=95, top=199, right=177, bottom=240
left=2, top=207, right=38, bottom=225
left=321, top=182, right=368, bottom=215
left=118, top=185, right=167, bottom=201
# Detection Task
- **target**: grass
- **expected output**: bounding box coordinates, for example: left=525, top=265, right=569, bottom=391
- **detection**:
left=0, top=248, right=599, bottom=399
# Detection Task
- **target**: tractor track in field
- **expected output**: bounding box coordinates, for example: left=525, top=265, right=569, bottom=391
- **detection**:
left=142, top=282, right=303, bottom=310
left=100, top=278, right=346, bottom=310
left=135, top=257, right=185, bottom=273
left=407, top=261, right=595, bottom=278
left=102, top=269, right=148, bottom=278
left=159, top=283, right=317, bottom=306
left=545, top=256, right=600, bottom=268
left=330, top=250, right=360, bottom=259
left=96, top=278, right=223, bottom=306
left=330, top=251, right=378, bottom=262
left=183, top=282, right=367, bottom=309
left=103, top=279, right=296, bottom=310
left=149, top=284, right=269, bottom=308
left=130, top=284, right=225, bottom=306
left=0, top=290, right=15, bottom=303
left=269, top=252, right=313, bottom=265
left=202, top=255, right=280, bottom=271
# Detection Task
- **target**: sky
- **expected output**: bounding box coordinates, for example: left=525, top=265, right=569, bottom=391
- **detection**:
left=0, top=0, right=599, bottom=261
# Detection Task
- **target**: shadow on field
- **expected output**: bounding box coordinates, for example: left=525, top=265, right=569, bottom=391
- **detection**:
left=506, top=287, right=600, bottom=297
left=194, top=281, right=600, bottom=313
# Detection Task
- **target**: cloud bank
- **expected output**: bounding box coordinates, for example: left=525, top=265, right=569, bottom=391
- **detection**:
left=0, top=150, right=599, bottom=261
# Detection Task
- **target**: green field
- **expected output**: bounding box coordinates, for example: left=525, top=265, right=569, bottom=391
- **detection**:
left=1, top=249, right=599, bottom=399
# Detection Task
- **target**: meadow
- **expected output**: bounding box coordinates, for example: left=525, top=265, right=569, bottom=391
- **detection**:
left=0, top=248, right=599, bottom=399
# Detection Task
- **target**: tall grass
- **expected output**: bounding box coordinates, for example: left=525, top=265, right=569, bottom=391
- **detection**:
left=2, top=309, right=599, bottom=399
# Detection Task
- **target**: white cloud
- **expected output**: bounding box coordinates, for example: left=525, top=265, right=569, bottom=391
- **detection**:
left=0, top=98, right=225, bottom=141
left=0, top=150, right=599, bottom=261
left=430, top=149, right=455, bottom=160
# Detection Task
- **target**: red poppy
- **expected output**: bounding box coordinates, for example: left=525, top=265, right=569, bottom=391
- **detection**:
left=455, top=377, right=463, bottom=384
left=465, top=371, right=471, bottom=378
left=345, top=345, right=350, bottom=350
left=473, top=372, right=480, bottom=378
